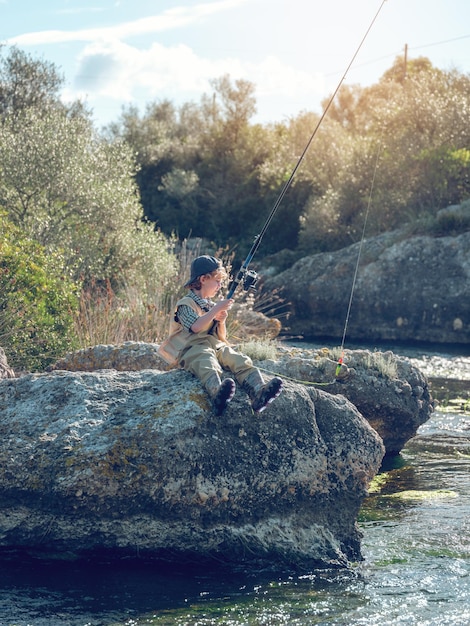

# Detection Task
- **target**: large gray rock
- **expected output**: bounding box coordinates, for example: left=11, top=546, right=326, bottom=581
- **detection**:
left=0, top=368, right=384, bottom=570
left=50, top=342, right=433, bottom=456
left=264, top=229, right=470, bottom=344
left=49, top=341, right=166, bottom=372
left=258, top=346, right=434, bottom=455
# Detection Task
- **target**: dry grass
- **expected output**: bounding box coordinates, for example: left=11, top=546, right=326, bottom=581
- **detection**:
left=73, top=242, right=286, bottom=352
left=74, top=280, right=172, bottom=347
left=74, top=239, right=204, bottom=348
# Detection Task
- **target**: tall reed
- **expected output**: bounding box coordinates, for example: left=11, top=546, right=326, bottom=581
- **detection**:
left=73, top=239, right=203, bottom=348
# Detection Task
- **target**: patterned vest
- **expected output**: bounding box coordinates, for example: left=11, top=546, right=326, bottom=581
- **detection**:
left=157, top=295, right=222, bottom=367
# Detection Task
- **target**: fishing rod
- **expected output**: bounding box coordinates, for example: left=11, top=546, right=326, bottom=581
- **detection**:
left=226, top=0, right=388, bottom=299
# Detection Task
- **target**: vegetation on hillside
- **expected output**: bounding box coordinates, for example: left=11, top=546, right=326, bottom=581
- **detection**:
left=109, top=58, right=470, bottom=263
left=0, top=44, right=469, bottom=371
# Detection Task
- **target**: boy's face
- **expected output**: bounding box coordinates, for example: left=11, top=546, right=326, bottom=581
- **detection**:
left=200, top=271, right=223, bottom=298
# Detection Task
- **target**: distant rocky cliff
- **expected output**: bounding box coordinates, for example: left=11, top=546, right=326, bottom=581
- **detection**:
left=265, top=228, right=470, bottom=345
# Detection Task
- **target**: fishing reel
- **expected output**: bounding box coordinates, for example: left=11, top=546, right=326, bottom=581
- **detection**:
left=242, top=269, right=259, bottom=292
left=227, top=267, right=260, bottom=297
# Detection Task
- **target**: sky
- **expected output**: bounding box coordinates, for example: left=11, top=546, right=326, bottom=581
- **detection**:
left=2, top=0, right=470, bottom=129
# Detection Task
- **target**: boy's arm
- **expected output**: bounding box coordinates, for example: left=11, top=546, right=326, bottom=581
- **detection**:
left=190, top=299, right=233, bottom=335
left=214, top=315, right=228, bottom=342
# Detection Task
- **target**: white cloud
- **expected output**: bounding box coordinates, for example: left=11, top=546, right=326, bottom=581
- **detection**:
left=56, top=8, right=105, bottom=16
left=71, top=39, right=325, bottom=112
left=7, top=0, right=250, bottom=46
left=6, top=0, right=325, bottom=123
left=6, top=0, right=325, bottom=122
left=246, top=56, right=325, bottom=98
left=73, top=40, right=211, bottom=101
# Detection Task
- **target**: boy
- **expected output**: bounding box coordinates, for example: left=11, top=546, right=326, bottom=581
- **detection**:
left=158, top=255, right=283, bottom=416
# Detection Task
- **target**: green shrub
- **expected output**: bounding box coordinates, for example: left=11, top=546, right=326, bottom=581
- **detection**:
left=431, top=199, right=470, bottom=236
left=237, top=338, right=280, bottom=362
left=0, top=212, right=80, bottom=371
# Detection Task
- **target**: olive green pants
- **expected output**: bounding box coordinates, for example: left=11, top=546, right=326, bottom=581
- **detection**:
left=179, top=335, right=256, bottom=386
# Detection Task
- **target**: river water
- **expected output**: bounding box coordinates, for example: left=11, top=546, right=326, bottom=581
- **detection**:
left=0, top=344, right=469, bottom=626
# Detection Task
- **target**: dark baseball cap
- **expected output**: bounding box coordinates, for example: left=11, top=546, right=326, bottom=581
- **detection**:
left=184, top=255, right=222, bottom=287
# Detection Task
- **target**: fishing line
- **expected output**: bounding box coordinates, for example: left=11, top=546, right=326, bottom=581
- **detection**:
left=227, top=0, right=389, bottom=299
left=257, top=365, right=336, bottom=387
left=335, top=138, right=383, bottom=377
left=259, top=139, right=383, bottom=387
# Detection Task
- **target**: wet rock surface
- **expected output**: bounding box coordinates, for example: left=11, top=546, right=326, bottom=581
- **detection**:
left=49, top=341, right=434, bottom=456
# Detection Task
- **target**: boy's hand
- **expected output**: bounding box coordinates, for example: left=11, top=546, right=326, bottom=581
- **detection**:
left=212, top=298, right=233, bottom=321
left=214, top=310, right=228, bottom=322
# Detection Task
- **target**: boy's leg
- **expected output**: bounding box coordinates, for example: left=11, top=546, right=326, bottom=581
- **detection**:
left=180, top=342, right=222, bottom=382
left=217, top=345, right=283, bottom=413
left=180, top=342, right=235, bottom=416
left=242, top=369, right=283, bottom=413
left=204, top=372, right=236, bottom=416
left=216, top=344, right=255, bottom=383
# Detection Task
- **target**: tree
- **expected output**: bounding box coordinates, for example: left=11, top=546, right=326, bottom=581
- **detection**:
left=109, top=57, right=470, bottom=263
left=0, top=108, right=133, bottom=280
left=0, top=50, right=178, bottom=294
left=111, top=76, right=308, bottom=260
left=298, top=56, right=470, bottom=254
left=0, top=45, right=64, bottom=121
left=355, top=57, right=470, bottom=214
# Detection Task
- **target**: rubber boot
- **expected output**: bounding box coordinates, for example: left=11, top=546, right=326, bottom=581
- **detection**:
left=243, top=370, right=283, bottom=413
left=204, top=372, right=236, bottom=416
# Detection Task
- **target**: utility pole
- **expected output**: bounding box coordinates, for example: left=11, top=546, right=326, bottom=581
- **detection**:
left=403, top=43, right=408, bottom=79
